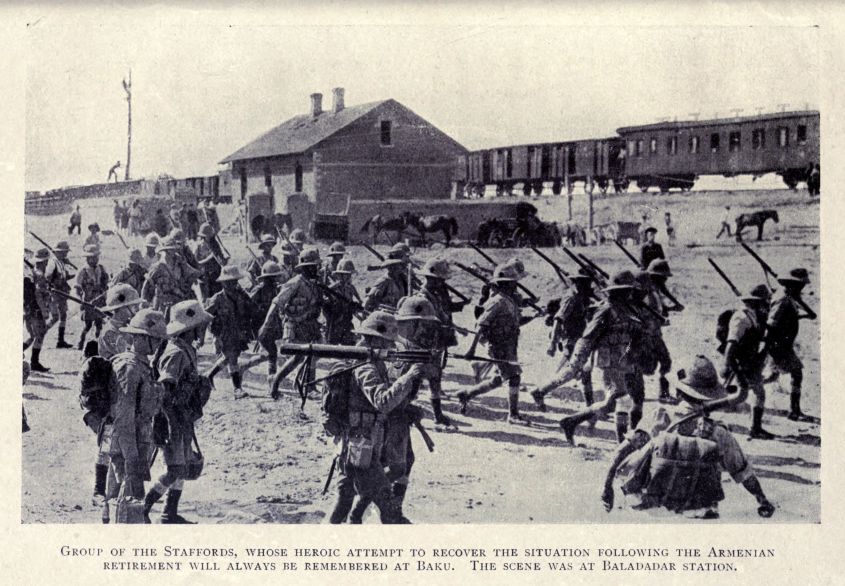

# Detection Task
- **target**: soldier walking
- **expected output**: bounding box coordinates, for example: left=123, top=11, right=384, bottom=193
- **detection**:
left=143, top=300, right=214, bottom=524
left=205, top=265, right=259, bottom=400
left=246, top=234, right=279, bottom=281
left=321, top=242, right=346, bottom=285
left=98, top=284, right=144, bottom=360
left=141, top=234, right=159, bottom=271
left=25, top=249, right=52, bottom=371
left=638, top=259, right=682, bottom=404
left=249, top=261, right=286, bottom=321
left=457, top=260, right=532, bottom=425
left=68, top=205, right=82, bottom=236
left=141, top=235, right=197, bottom=317
left=364, top=257, right=407, bottom=312
left=322, top=259, right=360, bottom=345
left=639, top=226, right=665, bottom=269
left=110, top=249, right=147, bottom=295
left=45, top=240, right=74, bottom=349
left=75, top=245, right=109, bottom=350
left=766, top=268, right=814, bottom=421
left=194, top=223, right=226, bottom=299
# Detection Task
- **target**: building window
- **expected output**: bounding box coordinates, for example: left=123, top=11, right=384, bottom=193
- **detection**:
left=649, top=138, right=658, bottom=154
left=667, top=136, right=677, bottom=155
left=729, top=131, right=741, bottom=152
left=752, top=129, right=766, bottom=150
left=778, top=126, right=789, bottom=147
left=635, top=140, right=643, bottom=156
left=797, top=124, right=807, bottom=144
left=710, top=133, right=720, bottom=153
left=295, top=163, right=303, bottom=193
left=380, top=120, right=392, bottom=146
left=689, top=135, right=700, bottom=154
left=239, top=168, right=247, bottom=198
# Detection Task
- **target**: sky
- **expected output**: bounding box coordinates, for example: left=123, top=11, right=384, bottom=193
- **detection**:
left=25, top=17, right=820, bottom=192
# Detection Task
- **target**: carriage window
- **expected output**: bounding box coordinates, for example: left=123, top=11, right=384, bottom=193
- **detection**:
left=295, top=163, right=303, bottom=192
left=627, top=140, right=636, bottom=156
left=667, top=136, right=677, bottom=155
left=689, top=135, right=700, bottom=154
left=505, top=149, right=513, bottom=178
left=729, top=131, right=741, bottom=152
left=710, top=133, right=720, bottom=152
left=635, top=140, right=643, bottom=156
left=797, top=125, right=807, bottom=144
left=752, top=129, right=766, bottom=150
left=778, top=126, right=789, bottom=148
left=380, top=120, right=392, bottom=146
left=649, top=138, right=658, bottom=154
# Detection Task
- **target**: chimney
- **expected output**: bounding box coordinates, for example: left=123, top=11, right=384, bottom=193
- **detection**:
left=332, top=87, right=345, bottom=113
left=310, top=93, right=323, bottom=118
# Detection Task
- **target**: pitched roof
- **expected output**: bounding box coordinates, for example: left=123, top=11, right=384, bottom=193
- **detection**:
left=220, top=100, right=388, bottom=163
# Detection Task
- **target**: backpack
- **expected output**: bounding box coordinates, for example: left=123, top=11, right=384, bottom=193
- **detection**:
left=79, top=356, right=113, bottom=415
left=716, top=309, right=735, bottom=355
left=321, top=360, right=356, bottom=438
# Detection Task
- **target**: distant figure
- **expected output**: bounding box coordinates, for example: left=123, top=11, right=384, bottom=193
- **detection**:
left=207, top=198, right=220, bottom=234
left=640, top=227, right=665, bottom=269
left=716, top=205, right=732, bottom=239
left=68, top=205, right=82, bottom=235
left=128, top=200, right=142, bottom=236
left=107, top=161, right=121, bottom=183
left=120, top=201, right=130, bottom=232
left=664, top=212, right=676, bottom=246
left=168, top=203, right=181, bottom=231
left=112, top=200, right=122, bottom=231
left=84, top=223, right=101, bottom=247
left=151, top=209, right=170, bottom=237
left=186, top=203, right=200, bottom=241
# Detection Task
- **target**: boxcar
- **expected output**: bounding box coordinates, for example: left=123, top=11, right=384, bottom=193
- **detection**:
left=616, top=110, right=819, bottom=191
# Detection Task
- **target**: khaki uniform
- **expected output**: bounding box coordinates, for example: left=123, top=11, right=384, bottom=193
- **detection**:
left=205, top=287, right=258, bottom=369
left=248, top=280, right=280, bottom=326
left=45, top=257, right=72, bottom=325
left=766, top=293, right=803, bottom=379
left=322, top=280, right=359, bottom=345
left=110, top=264, right=147, bottom=295
left=98, top=319, right=132, bottom=360
left=142, top=260, right=194, bottom=316
left=477, top=291, right=522, bottom=381
left=76, top=265, right=109, bottom=323
left=364, top=274, right=405, bottom=312
left=726, top=307, right=766, bottom=408
left=194, top=239, right=224, bottom=298
left=24, top=270, right=50, bottom=348
left=156, top=339, right=199, bottom=470
left=247, top=253, right=278, bottom=281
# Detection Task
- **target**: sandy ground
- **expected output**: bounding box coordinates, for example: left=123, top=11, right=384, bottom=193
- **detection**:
left=22, top=188, right=820, bottom=524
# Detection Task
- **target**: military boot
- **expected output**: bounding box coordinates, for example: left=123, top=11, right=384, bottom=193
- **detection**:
left=77, top=334, right=86, bottom=351
left=560, top=406, right=603, bottom=444
left=787, top=392, right=813, bottom=422
left=231, top=372, right=247, bottom=400
left=507, top=386, right=530, bottom=425
left=630, top=406, right=643, bottom=431
left=458, top=376, right=503, bottom=415
left=29, top=348, right=49, bottom=373
left=658, top=376, right=678, bottom=404
left=750, top=407, right=776, bottom=440
left=143, top=487, right=164, bottom=524
left=160, top=490, right=195, bottom=524
left=92, top=464, right=108, bottom=507
left=615, top=412, right=629, bottom=443
left=56, top=326, right=72, bottom=349
left=392, top=484, right=412, bottom=524
left=430, top=398, right=453, bottom=427
left=530, top=389, right=547, bottom=412
left=348, top=497, right=372, bottom=524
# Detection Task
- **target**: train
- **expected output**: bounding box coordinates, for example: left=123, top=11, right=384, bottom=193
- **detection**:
left=454, top=110, right=819, bottom=196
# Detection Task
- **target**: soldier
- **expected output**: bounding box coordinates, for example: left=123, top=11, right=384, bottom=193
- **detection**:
left=249, top=261, right=287, bottom=321
left=278, top=242, right=298, bottom=273
left=79, top=340, right=111, bottom=517
left=639, top=226, right=665, bottom=269
left=106, top=309, right=167, bottom=509
left=457, top=260, right=532, bottom=425
left=321, top=242, right=346, bottom=285
left=110, top=248, right=147, bottom=295
left=418, top=258, right=467, bottom=426
left=143, top=300, right=214, bottom=524
left=289, top=228, right=307, bottom=256
left=723, top=285, right=774, bottom=439
left=141, top=233, right=159, bottom=271
left=168, top=203, right=181, bottom=232
left=639, top=259, right=682, bottom=404
left=98, top=284, right=144, bottom=360
left=84, top=223, right=102, bottom=247
left=328, top=311, right=436, bottom=524
left=531, top=273, right=594, bottom=411
left=170, top=229, right=201, bottom=272
left=716, top=205, right=733, bottom=239
left=45, top=240, right=74, bottom=349
left=75, top=244, right=109, bottom=350
left=194, top=223, right=226, bottom=299
left=25, top=249, right=52, bottom=372
left=348, top=296, right=440, bottom=524
left=151, top=209, right=170, bottom=238
left=259, top=249, right=323, bottom=399
left=247, top=234, right=279, bottom=280
left=601, top=355, right=775, bottom=520
left=185, top=202, right=200, bottom=241
left=363, top=257, right=407, bottom=312
left=206, top=197, right=220, bottom=234
left=541, top=270, right=644, bottom=444
left=141, top=235, right=196, bottom=317
left=205, top=265, right=259, bottom=400
left=68, top=205, right=82, bottom=236
left=322, top=258, right=360, bottom=345
left=766, top=268, right=814, bottom=421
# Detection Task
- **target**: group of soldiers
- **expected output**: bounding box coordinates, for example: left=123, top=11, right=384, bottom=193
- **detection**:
left=22, top=215, right=815, bottom=523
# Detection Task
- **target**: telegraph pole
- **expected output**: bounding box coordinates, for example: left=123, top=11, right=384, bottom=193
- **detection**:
left=123, top=69, right=132, bottom=180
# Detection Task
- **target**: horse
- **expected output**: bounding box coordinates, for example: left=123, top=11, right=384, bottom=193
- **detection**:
left=405, top=213, right=459, bottom=246
left=559, top=222, right=587, bottom=247
left=735, top=209, right=779, bottom=242
left=250, top=213, right=292, bottom=242
left=360, top=213, right=413, bottom=244
left=476, top=217, right=512, bottom=248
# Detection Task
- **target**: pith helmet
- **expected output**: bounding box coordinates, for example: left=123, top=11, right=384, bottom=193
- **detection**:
left=777, top=268, right=810, bottom=286
left=156, top=235, right=181, bottom=252
left=54, top=241, right=70, bottom=252
left=34, top=248, right=50, bottom=261
left=353, top=310, right=398, bottom=341
left=145, top=233, right=160, bottom=248
left=259, top=234, right=277, bottom=248
left=166, top=300, right=213, bottom=336
left=647, top=259, right=672, bottom=277
left=388, top=242, right=411, bottom=260
left=88, top=223, right=100, bottom=232
left=333, top=258, right=356, bottom=274
left=289, top=228, right=306, bottom=244
left=198, top=223, right=215, bottom=239
left=82, top=244, right=100, bottom=257
left=603, top=270, right=637, bottom=292
left=128, top=248, right=144, bottom=265
left=297, top=248, right=321, bottom=267
left=741, top=284, right=772, bottom=304
left=396, top=296, right=441, bottom=322
left=327, top=241, right=346, bottom=257
left=120, top=308, right=167, bottom=338
left=217, top=265, right=244, bottom=282
left=102, top=283, right=143, bottom=312
left=671, top=355, right=727, bottom=403
left=492, top=259, right=526, bottom=282
left=279, top=242, right=297, bottom=258
left=418, top=258, right=451, bottom=280
left=260, top=261, right=285, bottom=278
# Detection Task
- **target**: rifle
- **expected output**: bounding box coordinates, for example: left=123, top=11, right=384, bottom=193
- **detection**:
left=740, top=243, right=816, bottom=319
left=315, top=281, right=368, bottom=321
left=203, top=353, right=268, bottom=380
left=469, top=243, right=539, bottom=302
left=215, top=234, right=231, bottom=263
left=531, top=247, right=572, bottom=287
left=453, top=262, right=544, bottom=314
left=49, top=288, right=112, bottom=318
left=614, top=239, right=684, bottom=310
left=468, top=243, right=497, bottom=267
left=413, top=420, right=435, bottom=452
left=363, top=242, right=469, bottom=303
left=28, top=231, right=78, bottom=270
left=578, top=252, right=610, bottom=280
left=707, top=258, right=741, bottom=297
